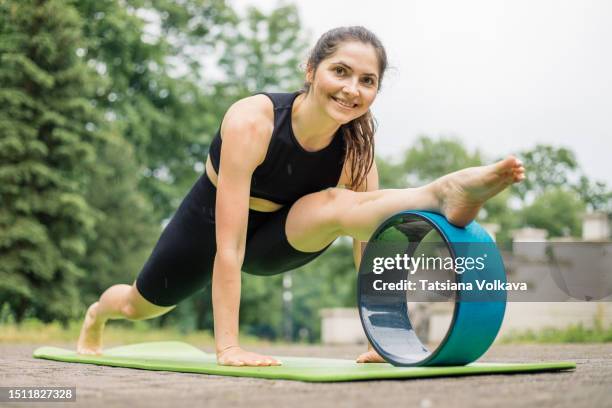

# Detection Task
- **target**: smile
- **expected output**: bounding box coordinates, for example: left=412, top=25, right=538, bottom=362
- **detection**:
left=331, top=96, right=358, bottom=109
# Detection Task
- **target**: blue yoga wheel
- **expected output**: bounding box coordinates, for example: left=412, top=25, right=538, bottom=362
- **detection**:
left=357, top=210, right=507, bottom=366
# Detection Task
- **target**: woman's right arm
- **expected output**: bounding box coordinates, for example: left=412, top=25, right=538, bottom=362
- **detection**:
left=211, top=96, right=281, bottom=366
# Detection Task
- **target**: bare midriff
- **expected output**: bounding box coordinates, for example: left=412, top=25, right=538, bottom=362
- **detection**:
left=205, top=155, right=284, bottom=212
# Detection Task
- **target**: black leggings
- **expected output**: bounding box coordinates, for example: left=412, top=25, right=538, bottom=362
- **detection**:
left=136, top=174, right=333, bottom=307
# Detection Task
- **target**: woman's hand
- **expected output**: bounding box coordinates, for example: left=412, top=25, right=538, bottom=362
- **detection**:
left=216, top=345, right=282, bottom=367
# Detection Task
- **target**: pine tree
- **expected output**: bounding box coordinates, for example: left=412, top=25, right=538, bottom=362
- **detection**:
left=0, top=0, right=100, bottom=322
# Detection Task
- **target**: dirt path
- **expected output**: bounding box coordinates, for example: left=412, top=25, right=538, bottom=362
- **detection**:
left=1, top=342, right=610, bottom=408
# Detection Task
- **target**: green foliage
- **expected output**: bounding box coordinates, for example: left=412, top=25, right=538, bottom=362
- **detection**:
left=481, top=189, right=521, bottom=244
left=402, top=135, right=483, bottom=184
left=0, top=0, right=101, bottom=322
left=500, top=320, right=612, bottom=344
left=240, top=274, right=284, bottom=340
left=289, top=240, right=356, bottom=342
left=515, top=144, right=611, bottom=212
left=218, top=3, right=309, bottom=96
left=376, top=157, right=405, bottom=189
left=510, top=144, right=611, bottom=238
left=514, top=145, right=578, bottom=201
left=73, top=0, right=237, bottom=218
left=521, top=187, right=586, bottom=237
left=78, top=131, right=160, bottom=305
left=574, top=175, right=612, bottom=213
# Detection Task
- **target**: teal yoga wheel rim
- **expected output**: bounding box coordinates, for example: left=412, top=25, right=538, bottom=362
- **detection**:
left=357, top=210, right=507, bottom=366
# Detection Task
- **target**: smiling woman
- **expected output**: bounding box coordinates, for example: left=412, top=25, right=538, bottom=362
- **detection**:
left=299, top=28, right=387, bottom=191
left=76, top=25, right=525, bottom=368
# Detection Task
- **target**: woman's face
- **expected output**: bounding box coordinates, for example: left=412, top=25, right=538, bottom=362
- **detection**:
left=307, top=41, right=380, bottom=124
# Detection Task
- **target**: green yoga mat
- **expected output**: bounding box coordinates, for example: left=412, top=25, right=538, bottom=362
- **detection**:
left=33, top=341, right=575, bottom=382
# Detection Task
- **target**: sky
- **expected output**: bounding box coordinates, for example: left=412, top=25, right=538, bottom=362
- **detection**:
left=233, top=0, right=612, bottom=187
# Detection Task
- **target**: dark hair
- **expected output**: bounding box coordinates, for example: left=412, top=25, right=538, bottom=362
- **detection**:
left=302, top=26, right=388, bottom=191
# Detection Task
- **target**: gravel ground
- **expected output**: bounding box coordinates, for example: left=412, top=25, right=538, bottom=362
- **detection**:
left=0, top=342, right=610, bottom=408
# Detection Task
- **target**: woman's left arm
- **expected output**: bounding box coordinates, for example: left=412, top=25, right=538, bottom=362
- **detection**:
left=350, top=160, right=385, bottom=362
left=351, top=159, right=379, bottom=267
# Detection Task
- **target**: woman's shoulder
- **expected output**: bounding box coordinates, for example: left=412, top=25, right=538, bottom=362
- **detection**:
left=223, top=94, right=274, bottom=129
left=221, top=94, right=274, bottom=145
left=217, top=94, right=275, bottom=168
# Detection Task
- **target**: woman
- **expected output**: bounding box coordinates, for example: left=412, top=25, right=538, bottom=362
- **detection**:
left=77, top=26, right=525, bottom=366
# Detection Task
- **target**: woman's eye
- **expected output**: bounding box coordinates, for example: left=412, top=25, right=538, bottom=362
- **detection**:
left=335, top=66, right=345, bottom=75
left=363, top=77, right=374, bottom=85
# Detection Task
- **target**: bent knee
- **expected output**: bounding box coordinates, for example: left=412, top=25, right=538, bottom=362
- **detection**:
left=324, top=187, right=357, bottom=206
left=121, top=302, right=174, bottom=321
left=123, top=285, right=175, bottom=320
left=323, top=187, right=358, bottom=232
left=120, top=303, right=144, bottom=320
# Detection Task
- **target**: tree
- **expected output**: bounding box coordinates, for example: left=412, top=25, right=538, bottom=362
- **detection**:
left=521, top=188, right=586, bottom=238
left=574, top=175, right=612, bottom=213
left=514, top=145, right=580, bottom=203
left=376, top=156, right=405, bottom=189
left=73, top=0, right=238, bottom=219
left=515, top=144, right=611, bottom=211
left=0, top=0, right=100, bottom=322
left=401, top=135, right=483, bottom=185
left=289, top=239, right=357, bottom=342
left=217, top=3, right=310, bottom=97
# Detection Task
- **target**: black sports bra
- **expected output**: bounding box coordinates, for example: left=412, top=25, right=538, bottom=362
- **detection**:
left=208, top=91, right=346, bottom=205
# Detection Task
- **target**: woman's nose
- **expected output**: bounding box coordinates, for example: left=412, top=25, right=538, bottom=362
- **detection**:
left=342, top=79, right=359, bottom=97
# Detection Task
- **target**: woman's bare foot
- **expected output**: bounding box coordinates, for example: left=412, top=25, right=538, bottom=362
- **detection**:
left=76, top=302, right=105, bottom=355
left=356, top=349, right=386, bottom=363
left=434, top=156, right=525, bottom=227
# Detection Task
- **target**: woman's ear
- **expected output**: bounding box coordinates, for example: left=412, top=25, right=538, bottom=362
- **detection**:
left=306, top=64, right=314, bottom=84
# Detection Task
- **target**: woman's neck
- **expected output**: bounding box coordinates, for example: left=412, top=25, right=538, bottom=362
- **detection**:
left=292, top=92, right=341, bottom=152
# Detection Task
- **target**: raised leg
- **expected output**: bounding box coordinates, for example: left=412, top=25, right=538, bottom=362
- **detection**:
left=77, top=282, right=175, bottom=355
left=286, top=156, right=525, bottom=252
left=285, top=184, right=440, bottom=252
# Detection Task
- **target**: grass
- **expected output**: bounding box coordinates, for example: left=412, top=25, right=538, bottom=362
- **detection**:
left=499, top=321, right=612, bottom=344
left=499, top=311, right=612, bottom=344
left=0, top=318, right=268, bottom=348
